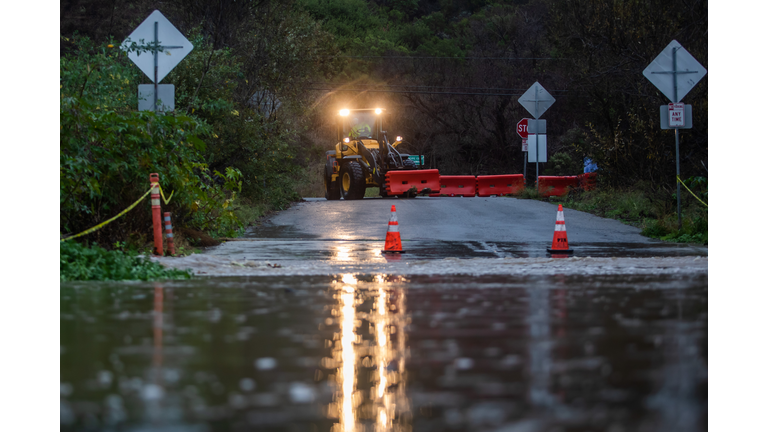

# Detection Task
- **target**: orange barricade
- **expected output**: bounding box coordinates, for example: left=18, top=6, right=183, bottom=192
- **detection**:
left=538, top=176, right=579, bottom=197
left=578, top=172, right=597, bottom=191
left=385, top=169, right=441, bottom=195
left=429, top=175, right=477, bottom=197
left=476, top=175, right=525, bottom=197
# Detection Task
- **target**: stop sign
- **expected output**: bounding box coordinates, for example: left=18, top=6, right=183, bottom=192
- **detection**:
left=517, top=119, right=529, bottom=138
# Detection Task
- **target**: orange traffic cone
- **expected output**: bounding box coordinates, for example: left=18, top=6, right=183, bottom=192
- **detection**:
left=382, top=205, right=406, bottom=253
left=547, top=204, right=573, bottom=254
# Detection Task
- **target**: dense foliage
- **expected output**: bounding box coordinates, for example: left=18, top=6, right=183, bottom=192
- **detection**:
left=60, top=240, right=192, bottom=281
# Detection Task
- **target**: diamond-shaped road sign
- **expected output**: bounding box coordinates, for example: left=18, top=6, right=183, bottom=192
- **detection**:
left=643, top=40, right=706, bottom=103
left=518, top=82, right=555, bottom=119
left=121, top=10, right=193, bottom=83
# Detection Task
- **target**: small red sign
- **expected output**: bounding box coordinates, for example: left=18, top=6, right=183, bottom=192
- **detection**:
left=668, top=103, right=684, bottom=127
left=517, top=119, right=529, bottom=139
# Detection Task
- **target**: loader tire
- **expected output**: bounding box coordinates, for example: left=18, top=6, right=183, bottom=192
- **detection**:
left=325, top=161, right=340, bottom=200
left=340, top=161, right=366, bottom=200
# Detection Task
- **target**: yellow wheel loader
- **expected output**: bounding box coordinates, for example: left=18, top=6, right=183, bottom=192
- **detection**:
left=324, top=108, right=440, bottom=200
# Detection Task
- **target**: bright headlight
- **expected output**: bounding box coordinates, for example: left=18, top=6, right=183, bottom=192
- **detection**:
left=396, top=136, right=403, bottom=142
left=343, top=137, right=350, bottom=143
left=339, top=109, right=350, bottom=116
left=375, top=108, right=382, bottom=115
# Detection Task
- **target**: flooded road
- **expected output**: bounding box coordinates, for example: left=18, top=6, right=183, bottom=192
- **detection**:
left=62, top=197, right=708, bottom=430
left=61, top=273, right=707, bottom=432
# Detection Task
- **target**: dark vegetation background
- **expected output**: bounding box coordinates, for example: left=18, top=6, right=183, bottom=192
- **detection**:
left=60, top=0, right=707, bottom=248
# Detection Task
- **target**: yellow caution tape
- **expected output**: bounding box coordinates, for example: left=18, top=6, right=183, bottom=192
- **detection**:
left=677, top=176, right=708, bottom=208
left=153, top=182, right=174, bottom=205
left=61, top=186, right=154, bottom=242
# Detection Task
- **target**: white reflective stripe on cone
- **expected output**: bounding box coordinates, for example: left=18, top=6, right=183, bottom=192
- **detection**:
left=556, top=212, right=565, bottom=222
left=390, top=213, right=398, bottom=222
left=151, top=199, right=161, bottom=206
left=387, top=225, right=400, bottom=232
left=165, top=233, right=174, bottom=238
left=555, top=224, right=566, bottom=232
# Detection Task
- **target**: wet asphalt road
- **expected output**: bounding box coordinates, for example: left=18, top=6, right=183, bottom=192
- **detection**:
left=61, top=196, right=708, bottom=431
left=258, top=197, right=653, bottom=244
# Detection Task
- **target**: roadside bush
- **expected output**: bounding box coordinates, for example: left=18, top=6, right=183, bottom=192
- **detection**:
left=640, top=219, right=669, bottom=238
left=59, top=34, right=313, bottom=246
left=295, top=161, right=326, bottom=198
left=60, top=241, right=192, bottom=281
left=60, top=35, right=249, bottom=244
left=553, top=184, right=707, bottom=244
left=641, top=212, right=708, bottom=244
left=543, top=153, right=582, bottom=176
left=519, top=186, right=542, bottom=200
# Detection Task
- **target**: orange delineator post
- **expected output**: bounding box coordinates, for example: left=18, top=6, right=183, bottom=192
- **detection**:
left=164, top=212, right=175, bottom=256
left=150, top=173, right=164, bottom=256
left=382, top=205, right=405, bottom=253
left=547, top=204, right=573, bottom=254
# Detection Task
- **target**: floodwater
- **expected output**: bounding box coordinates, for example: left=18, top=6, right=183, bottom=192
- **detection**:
left=208, top=238, right=708, bottom=263
left=61, top=273, right=707, bottom=432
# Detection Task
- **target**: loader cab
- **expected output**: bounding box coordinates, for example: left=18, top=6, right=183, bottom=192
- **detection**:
left=338, top=108, right=383, bottom=143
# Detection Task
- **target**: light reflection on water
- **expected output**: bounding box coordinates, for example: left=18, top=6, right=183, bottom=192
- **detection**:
left=332, top=244, right=389, bottom=264
left=336, top=246, right=352, bottom=262
left=331, top=274, right=410, bottom=432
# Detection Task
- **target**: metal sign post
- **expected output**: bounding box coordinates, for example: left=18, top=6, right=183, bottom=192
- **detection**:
left=519, top=83, right=555, bottom=180
left=152, top=21, right=183, bottom=112
left=523, top=145, right=527, bottom=179
left=643, top=40, right=707, bottom=229
left=522, top=138, right=528, bottom=179
left=535, top=91, right=539, bottom=178
left=517, top=119, right=529, bottom=179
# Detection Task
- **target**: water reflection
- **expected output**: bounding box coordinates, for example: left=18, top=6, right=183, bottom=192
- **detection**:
left=60, top=274, right=707, bottom=431
left=339, top=282, right=356, bottom=431
left=527, top=287, right=557, bottom=408
left=153, top=284, right=163, bottom=376
left=329, top=274, right=410, bottom=432
left=333, top=244, right=389, bottom=264
left=336, top=246, right=352, bottom=262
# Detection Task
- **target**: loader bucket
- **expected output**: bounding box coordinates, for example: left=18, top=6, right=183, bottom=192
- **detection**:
left=385, top=169, right=441, bottom=195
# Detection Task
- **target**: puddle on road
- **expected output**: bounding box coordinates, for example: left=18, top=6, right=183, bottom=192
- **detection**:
left=61, top=273, right=707, bottom=432
left=243, top=223, right=319, bottom=240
